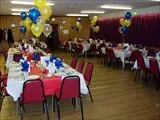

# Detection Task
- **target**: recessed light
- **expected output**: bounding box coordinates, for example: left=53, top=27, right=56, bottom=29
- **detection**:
left=81, top=10, right=105, bottom=14
left=11, top=8, right=29, bottom=12
left=12, top=12, right=29, bottom=15
left=52, top=18, right=55, bottom=21
left=66, top=14, right=88, bottom=17
left=11, top=1, right=54, bottom=6
left=101, top=5, right=132, bottom=10
left=150, top=0, right=160, bottom=1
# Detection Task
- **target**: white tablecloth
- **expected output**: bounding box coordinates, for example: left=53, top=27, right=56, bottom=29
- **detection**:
left=113, top=49, right=131, bottom=68
left=6, top=61, right=88, bottom=101
left=133, top=56, right=160, bottom=70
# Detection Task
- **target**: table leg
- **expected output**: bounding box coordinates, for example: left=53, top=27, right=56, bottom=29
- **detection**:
left=52, top=95, right=54, bottom=112
left=16, top=101, right=19, bottom=115
left=75, top=97, right=79, bottom=107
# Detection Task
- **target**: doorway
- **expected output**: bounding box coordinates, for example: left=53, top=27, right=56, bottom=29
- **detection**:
left=47, top=24, right=59, bottom=51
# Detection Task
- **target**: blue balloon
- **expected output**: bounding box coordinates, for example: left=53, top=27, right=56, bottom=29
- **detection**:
left=20, top=26, right=26, bottom=33
left=28, top=8, right=41, bottom=24
left=77, top=18, right=81, bottom=22
left=125, top=12, right=132, bottom=20
left=121, top=26, right=128, bottom=32
left=20, top=12, right=27, bottom=20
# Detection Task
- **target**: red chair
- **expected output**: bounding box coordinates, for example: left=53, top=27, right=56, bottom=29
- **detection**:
left=135, top=56, right=150, bottom=84
left=147, top=59, right=160, bottom=91
left=108, top=49, right=121, bottom=68
left=27, top=54, right=33, bottom=61
left=70, top=57, right=77, bottom=69
left=77, top=60, right=85, bottom=73
left=134, top=50, right=142, bottom=60
left=0, top=71, right=9, bottom=111
left=53, top=76, right=84, bottom=120
left=18, top=79, right=49, bottom=120
left=13, top=53, right=23, bottom=62
left=83, top=63, right=94, bottom=103
left=87, top=44, right=97, bottom=57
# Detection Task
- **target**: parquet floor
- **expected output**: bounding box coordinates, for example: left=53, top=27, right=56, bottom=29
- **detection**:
left=0, top=51, right=160, bottom=120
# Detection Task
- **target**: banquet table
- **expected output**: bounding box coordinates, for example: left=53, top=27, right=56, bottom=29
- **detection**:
left=6, top=60, right=88, bottom=102
left=6, top=47, right=49, bottom=68
left=132, top=56, right=160, bottom=70
left=113, top=49, right=131, bottom=68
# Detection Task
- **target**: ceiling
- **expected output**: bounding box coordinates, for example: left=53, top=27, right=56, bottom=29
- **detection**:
left=0, top=0, right=159, bottom=16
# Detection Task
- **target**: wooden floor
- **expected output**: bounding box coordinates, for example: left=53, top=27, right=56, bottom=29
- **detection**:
left=0, top=51, right=160, bottom=120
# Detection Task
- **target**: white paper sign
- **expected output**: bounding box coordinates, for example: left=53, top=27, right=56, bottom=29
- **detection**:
left=63, top=30, right=69, bottom=34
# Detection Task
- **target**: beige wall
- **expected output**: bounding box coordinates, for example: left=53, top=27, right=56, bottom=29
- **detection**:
left=0, top=16, right=90, bottom=42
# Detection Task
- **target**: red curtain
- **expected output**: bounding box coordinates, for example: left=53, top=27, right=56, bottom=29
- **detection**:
left=94, top=13, right=160, bottom=47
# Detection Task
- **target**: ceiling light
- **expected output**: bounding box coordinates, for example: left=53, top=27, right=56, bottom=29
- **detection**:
left=101, top=5, right=132, bottom=10
left=12, top=12, right=29, bottom=15
left=12, top=13, right=21, bottom=15
left=52, top=18, right=55, bottom=21
left=81, top=10, right=105, bottom=14
left=150, top=0, right=160, bottom=1
left=11, top=1, right=54, bottom=6
left=11, top=8, right=29, bottom=12
left=66, top=14, right=88, bottom=17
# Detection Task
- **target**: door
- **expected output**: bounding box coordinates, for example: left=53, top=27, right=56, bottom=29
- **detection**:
left=47, top=24, right=59, bottom=51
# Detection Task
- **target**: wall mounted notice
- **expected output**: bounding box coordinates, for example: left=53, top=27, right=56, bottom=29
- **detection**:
left=63, top=30, right=69, bottom=34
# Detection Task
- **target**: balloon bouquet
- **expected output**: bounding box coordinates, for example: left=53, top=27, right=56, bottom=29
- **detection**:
left=71, top=18, right=82, bottom=31
left=91, top=16, right=100, bottom=39
left=19, top=0, right=53, bottom=38
left=119, top=12, right=132, bottom=43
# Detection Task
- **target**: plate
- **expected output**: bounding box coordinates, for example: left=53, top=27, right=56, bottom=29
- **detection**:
left=147, top=56, right=154, bottom=59
left=47, top=74, right=52, bottom=77
left=27, top=75, right=40, bottom=80
left=54, top=72, right=66, bottom=76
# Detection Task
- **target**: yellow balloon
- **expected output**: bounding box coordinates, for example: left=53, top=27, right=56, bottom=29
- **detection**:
left=24, top=17, right=32, bottom=27
left=40, top=5, right=52, bottom=20
left=93, top=16, right=98, bottom=22
left=31, top=23, right=43, bottom=37
left=34, top=0, right=46, bottom=8
left=92, top=27, right=96, bottom=32
left=119, top=18, right=125, bottom=26
left=124, top=19, right=131, bottom=27
left=76, top=22, right=80, bottom=27
left=95, top=26, right=100, bottom=32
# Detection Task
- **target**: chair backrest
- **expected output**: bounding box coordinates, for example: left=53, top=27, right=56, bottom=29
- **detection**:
left=83, top=63, right=93, bottom=85
left=135, top=50, right=142, bottom=60
left=76, top=44, right=83, bottom=53
left=20, top=79, right=46, bottom=104
left=77, top=60, right=85, bottom=73
left=58, top=76, right=80, bottom=99
left=70, top=57, right=77, bottom=69
left=128, top=50, right=136, bottom=62
left=137, top=56, right=146, bottom=70
left=149, top=58, right=159, bottom=75
left=89, top=44, right=96, bottom=52
left=109, top=49, right=115, bottom=58
left=27, top=54, right=33, bottom=61
left=13, top=53, right=23, bottom=62
left=147, top=51, right=156, bottom=57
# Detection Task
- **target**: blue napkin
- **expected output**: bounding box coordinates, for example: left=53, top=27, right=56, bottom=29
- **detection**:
left=50, top=56, right=57, bottom=62
left=32, top=53, right=40, bottom=61
left=55, top=59, right=63, bottom=69
left=21, top=61, right=29, bottom=72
